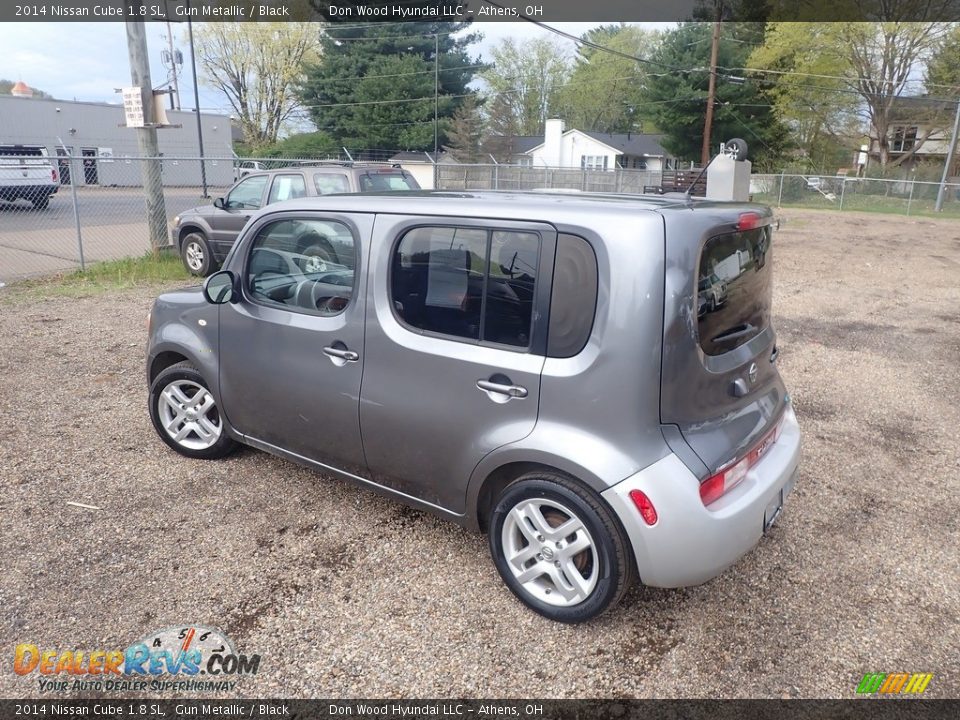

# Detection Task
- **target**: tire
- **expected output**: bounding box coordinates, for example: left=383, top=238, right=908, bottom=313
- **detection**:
left=148, top=362, right=236, bottom=460
left=489, top=472, right=635, bottom=623
left=32, top=194, right=49, bottom=210
left=726, top=137, right=749, bottom=162
left=180, top=232, right=216, bottom=277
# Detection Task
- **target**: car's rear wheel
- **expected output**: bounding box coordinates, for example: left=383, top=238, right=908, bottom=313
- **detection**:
left=489, top=472, right=634, bottom=623
left=149, top=362, right=236, bottom=460
left=181, top=232, right=215, bottom=277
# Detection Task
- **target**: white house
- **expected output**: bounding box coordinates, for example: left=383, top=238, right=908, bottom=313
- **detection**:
left=520, top=119, right=674, bottom=173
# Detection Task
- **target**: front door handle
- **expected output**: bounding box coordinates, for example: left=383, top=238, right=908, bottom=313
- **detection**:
left=323, top=346, right=359, bottom=362
left=477, top=379, right=528, bottom=399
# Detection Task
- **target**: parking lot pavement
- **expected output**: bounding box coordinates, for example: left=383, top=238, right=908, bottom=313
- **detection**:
left=0, top=187, right=227, bottom=282
left=0, top=208, right=958, bottom=698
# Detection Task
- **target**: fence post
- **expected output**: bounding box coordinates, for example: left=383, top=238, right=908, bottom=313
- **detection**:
left=67, top=151, right=85, bottom=271
left=493, top=164, right=499, bottom=190
left=777, top=172, right=784, bottom=208
left=906, top=178, right=915, bottom=216
left=839, top=178, right=846, bottom=211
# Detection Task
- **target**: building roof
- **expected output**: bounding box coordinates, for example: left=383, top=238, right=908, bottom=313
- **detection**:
left=582, top=132, right=669, bottom=157
left=523, top=129, right=670, bottom=158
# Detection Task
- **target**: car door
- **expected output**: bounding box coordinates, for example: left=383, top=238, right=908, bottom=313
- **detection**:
left=359, top=215, right=556, bottom=513
left=218, top=211, right=372, bottom=475
left=210, top=174, right=269, bottom=252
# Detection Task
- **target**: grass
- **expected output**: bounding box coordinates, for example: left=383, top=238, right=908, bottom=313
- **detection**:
left=5, top=250, right=193, bottom=300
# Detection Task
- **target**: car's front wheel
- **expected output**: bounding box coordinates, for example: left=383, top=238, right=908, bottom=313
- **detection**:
left=148, top=362, right=236, bottom=460
left=489, top=472, right=634, bottom=623
left=180, top=232, right=216, bottom=277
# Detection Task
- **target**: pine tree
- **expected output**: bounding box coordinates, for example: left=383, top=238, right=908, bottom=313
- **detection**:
left=444, top=94, right=484, bottom=163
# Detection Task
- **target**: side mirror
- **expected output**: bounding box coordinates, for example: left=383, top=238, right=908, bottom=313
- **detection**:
left=213, top=197, right=226, bottom=210
left=202, top=270, right=238, bottom=305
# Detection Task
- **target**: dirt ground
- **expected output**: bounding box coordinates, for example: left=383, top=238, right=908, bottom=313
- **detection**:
left=0, top=208, right=958, bottom=699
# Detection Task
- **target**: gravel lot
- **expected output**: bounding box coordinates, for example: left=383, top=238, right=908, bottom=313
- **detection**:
left=1, top=208, right=958, bottom=699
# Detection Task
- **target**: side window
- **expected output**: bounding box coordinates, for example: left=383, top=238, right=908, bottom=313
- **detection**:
left=314, top=173, right=351, bottom=195
left=246, top=218, right=356, bottom=317
left=226, top=175, right=267, bottom=210
left=547, top=234, right=598, bottom=358
left=267, top=174, right=307, bottom=204
left=391, top=226, right=540, bottom=348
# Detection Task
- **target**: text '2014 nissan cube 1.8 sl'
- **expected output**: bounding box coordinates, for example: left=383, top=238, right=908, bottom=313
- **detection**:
left=146, top=190, right=801, bottom=623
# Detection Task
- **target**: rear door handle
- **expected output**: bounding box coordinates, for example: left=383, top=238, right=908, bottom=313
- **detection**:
left=323, top=346, right=359, bottom=362
left=477, top=379, right=528, bottom=399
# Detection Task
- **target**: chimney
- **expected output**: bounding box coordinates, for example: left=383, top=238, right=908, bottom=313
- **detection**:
left=543, top=119, right=564, bottom=167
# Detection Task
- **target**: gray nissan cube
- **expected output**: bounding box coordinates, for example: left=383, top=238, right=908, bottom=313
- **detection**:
left=146, top=190, right=801, bottom=623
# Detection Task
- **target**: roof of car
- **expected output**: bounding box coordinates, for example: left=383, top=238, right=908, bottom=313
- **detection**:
left=258, top=189, right=763, bottom=221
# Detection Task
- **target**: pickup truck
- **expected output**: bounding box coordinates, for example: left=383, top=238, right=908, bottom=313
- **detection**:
left=0, top=144, right=59, bottom=209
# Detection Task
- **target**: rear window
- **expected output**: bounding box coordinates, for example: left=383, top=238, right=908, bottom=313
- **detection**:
left=359, top=172, right=418, bottom=191
left=697, top=225, right=772, bottom=356
left=0, top=146, right=44, bottom=158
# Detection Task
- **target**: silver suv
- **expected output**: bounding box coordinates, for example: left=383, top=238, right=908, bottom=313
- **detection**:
left=147, top=191, right=801, bottom=622
left=171, top=162, right=419, bottom=276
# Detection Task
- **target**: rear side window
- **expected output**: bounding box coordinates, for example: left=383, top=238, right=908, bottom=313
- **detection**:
left=360, top=172, right=417, bottom=191
left=314, top=173, right=350, bottom=195
left=547, top=234, right=598, bottom=358
left=391, top=226, right=540, bottom=348
left=697, top=225, right=773, bottom=356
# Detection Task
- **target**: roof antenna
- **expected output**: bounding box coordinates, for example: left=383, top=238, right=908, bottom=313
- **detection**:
left=684, top=138, right=748, bottom=202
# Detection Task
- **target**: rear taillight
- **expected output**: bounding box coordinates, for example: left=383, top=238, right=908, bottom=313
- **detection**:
left=629, top=489, right=658, bottom=526
left=737, top=212, right=766, bottom=231
left=700, top=414, right=784, bottom=506
left=51, top=168, right=58, bottom=183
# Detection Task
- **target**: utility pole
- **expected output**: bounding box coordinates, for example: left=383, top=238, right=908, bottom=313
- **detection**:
left=700, top=10, right=722, bottom=166
left=434, top=32, right=439, bottom=189
left=186, top=4, right=209, bottom=198
left=164, top=21, right=181, bottom=111
left=125, top=13, right=168, bottom=251
left=934, top=99, right=960, bottom=212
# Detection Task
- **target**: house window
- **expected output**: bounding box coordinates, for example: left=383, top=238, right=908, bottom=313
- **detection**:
left=580, top=155, right=608, bottom=171
left=517, top=156, right=533, bottom=167
left=892, top=126, right=918, bottom=153
left=631, top=158, right=647, bottom=170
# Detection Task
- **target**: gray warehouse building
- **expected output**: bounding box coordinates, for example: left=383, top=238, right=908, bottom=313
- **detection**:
left=0, top=94, right=235, bottom=187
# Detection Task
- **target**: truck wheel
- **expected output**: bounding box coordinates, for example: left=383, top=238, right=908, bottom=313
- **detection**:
left=181, top=232, right=215, bottom=277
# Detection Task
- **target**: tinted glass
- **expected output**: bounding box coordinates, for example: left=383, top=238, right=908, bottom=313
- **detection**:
left=484, top=231, right=539, bottom=347
left=391, top=227, right=539, bottom=348
left=547, top=234, right=598, bottom=358
left=268, top=174, right=307, bottom=203
left=226, top=175, right=267, bottom=209
left=246, top=218, right=356, bottom=317
left=359, top=172, right=418, bottom=191
left=392, top=227, right=487, bottom=341
left=314, top=173, right=350, bottom=195
left=697, top=226, right=772, bottom=356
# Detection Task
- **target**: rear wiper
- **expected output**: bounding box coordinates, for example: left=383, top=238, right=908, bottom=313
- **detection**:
left=711, top=323, right=756, bottom=344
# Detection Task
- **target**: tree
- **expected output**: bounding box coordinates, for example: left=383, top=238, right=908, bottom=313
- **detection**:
left=480, top=37, right=570, bottom=137
left=639, top=23, right=790, bottom=168
left=444, top=94, right=485, bottom=163
left=257, top=131, right=339, bottom=158
left=748, top=23, right=861, bottom=171
left=750, top=20, right=952, bottom=168
left=555, top=24, right=660, bottom=134
left=481, top=92, right=522, bottom=162
left=299, top=22, right=481, bottom=153
left=926, top=25, right=960, bottom=94
left=193, top=23, right=320, bottom=149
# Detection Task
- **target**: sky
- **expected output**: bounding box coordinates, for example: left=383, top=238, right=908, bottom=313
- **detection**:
left=0, top=21, right=638, bottom=117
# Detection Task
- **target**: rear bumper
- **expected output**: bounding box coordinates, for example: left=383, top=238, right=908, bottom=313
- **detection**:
left=0, top=185, right=58, bottom=198
left=602, top=404, right=801, bottom=588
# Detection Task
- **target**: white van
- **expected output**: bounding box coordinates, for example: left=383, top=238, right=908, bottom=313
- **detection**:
left=0, top=145, right=59, bottom=209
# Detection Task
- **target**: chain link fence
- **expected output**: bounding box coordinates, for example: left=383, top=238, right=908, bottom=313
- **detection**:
left=3, top=155, right=959, bottom=285
left=750, top=173, right=960, bottom=218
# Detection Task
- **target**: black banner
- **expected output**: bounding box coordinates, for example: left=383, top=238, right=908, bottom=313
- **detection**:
left=2, top=699, right=959, bottom=720
left=2, top=0, right=959, bottom=23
